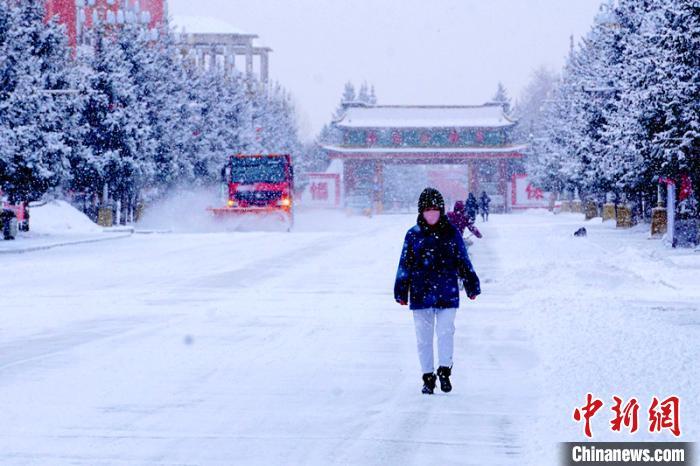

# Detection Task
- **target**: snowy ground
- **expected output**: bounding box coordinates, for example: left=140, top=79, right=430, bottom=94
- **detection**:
left=1, top=210, right=698, bottom=465
left=0, top=200, right=124, bottom=254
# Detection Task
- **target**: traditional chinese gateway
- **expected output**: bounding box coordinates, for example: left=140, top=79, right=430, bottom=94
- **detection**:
left=322, top=103, right=527, bottom=212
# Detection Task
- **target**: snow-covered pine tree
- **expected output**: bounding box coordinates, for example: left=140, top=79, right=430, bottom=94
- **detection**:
left=0, top=0, right=12, bottom=186
left=527, top=42, right=586, bottom=196
left=332, top=81, right=356, bottom=121
left=357, top=81, right=370, bottom=104
left=187, top=66, right=258, bottom=184
left=512, top=66, right=558, bottom=143
left=72, top=28, right=151, bottom=208
left=491, top=82, right=512, bottom=115
left=113, top=23, right=160, bottom=217
left=526, top=81, right=567, bottom=194
left=567, top=0, right=626, bottom=199
left=598, top=0, right=659, bottom=202
left=148, top=22, right=193, bottom=188
left=189, top=71, right=230, bottom=181
left=0, top=0, right=9, bottom=48
left=252, top=83, right=301, bottom=156
left=648, top=0, right=700, bottom=190
left=128, top=24, right=171, bottom=185
left=369, top=85, right=377, bottom=105
left=0, top=0, right=73, bottom=203
left=341, top=81, right=356, bottom=104
left=221, top=73, right=255, bottom=155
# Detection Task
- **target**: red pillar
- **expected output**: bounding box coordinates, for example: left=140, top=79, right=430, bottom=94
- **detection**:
left=343, top=160, right=356, bottom=197
left=373, top=161, right=384, bottom=213
left=498, top=159, right=508, bottom=196
left=468, top=160, right=479, bottom=195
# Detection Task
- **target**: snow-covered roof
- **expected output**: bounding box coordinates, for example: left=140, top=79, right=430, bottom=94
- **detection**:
left=322, top=144, right=527, bottom=154
left=335, top=104, right=515, bottom=129
left=171, top=15, right=252, bottom=36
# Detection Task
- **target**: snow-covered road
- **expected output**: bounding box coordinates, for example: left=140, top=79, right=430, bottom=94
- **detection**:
left=1, top=211, right=697, bottom=465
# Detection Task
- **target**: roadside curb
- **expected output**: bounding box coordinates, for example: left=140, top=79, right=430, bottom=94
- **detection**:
left=0, top=232, right=133, bottom=255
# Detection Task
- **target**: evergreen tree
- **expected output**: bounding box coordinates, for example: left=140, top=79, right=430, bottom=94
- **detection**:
left=333, top=81, right=356, bottom=120
left=186, top=70, right=252, bottom=182
left=0, top=1, right=303, bottom=211
left=569, top=1, right=626, bottom=198
left=357, top=81, right=370, bottom=104
left=369, top=85, right=377, bottom=105
left=512, top=66, right=558, bottom=143
left=647, top=0, right=700, bottom=187
left=527, top=44, right=586, bottom=195
left=114, top=24, right=159, bottom=202
left=73, top=29, right=150, bottom=203
left=341, top=81, right=356, bottom=104
left=598, top=0, right=658, bottom=200
left=492, top=82, right=512, bottom=114
left=0, top=0, right=73, bottom=202
left=253, top=83, right=301, bottom=156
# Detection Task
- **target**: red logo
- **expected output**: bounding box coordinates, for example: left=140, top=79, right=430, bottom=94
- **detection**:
left=573, top=393, right=604, bottom=438
left=310, top=182, right=328, bottom=201
left=525, top=183, right=544, bottom=200
left=573, top=394, right=682, bottom=438
left=649, top=396, right=681, bottom=437
left=610, top=396, right=640, bottom=434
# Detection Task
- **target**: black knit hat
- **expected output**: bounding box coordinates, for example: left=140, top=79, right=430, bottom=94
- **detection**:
left=418, top=187, right=445, bottom=214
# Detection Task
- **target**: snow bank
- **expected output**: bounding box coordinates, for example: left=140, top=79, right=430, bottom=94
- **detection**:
left=30, top=200, right=101, bottom=235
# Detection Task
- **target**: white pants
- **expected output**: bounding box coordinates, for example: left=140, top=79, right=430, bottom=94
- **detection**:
left=412, top=307, right=457, bottom=374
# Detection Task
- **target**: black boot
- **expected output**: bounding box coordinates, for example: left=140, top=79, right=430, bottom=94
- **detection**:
left=437, top=366, right=452, bottom=393
left=421, top=373, right=436, bottom=395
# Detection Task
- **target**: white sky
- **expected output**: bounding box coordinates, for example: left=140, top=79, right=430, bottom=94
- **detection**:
left=168, top=0, right=602, bottom=140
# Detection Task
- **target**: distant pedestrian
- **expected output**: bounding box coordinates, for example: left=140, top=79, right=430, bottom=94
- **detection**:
left=447, top=201, right=482, bottom=239
left=465, top=193, right=479, bottom=222
left=395, top=188, right=481, bottom=395
left=479, top=191, right=491, bottom=222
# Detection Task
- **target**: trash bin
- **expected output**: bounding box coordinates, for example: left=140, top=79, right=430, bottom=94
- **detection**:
left=2, top=209, right=18, bottom=240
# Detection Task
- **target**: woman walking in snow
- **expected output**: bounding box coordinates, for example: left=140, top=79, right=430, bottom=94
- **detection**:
left=394, top=188, right=481, bottom=394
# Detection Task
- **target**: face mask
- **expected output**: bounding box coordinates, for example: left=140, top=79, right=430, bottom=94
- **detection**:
left=422, top=209, right=440, bottom=225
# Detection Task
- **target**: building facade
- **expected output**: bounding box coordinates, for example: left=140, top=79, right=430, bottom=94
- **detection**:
left=42, top=2, right=271, bottom=82
left=45, top=0, right=166, bottom=47
left=323, top=103, right=526, bottom=211
left=171, top=16, right=271, bottom=82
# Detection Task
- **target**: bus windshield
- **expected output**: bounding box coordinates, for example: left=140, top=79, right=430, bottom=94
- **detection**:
left=229, top=157, right=287, bottom=184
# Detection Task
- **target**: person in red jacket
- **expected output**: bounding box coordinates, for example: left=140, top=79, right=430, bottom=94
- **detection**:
left=447, top=201, right=482, bottom=239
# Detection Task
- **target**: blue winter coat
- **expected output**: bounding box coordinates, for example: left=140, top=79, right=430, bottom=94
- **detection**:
left=466, top=195, right=479, bottom=219
left=394, top=215, right=481, bottom=310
